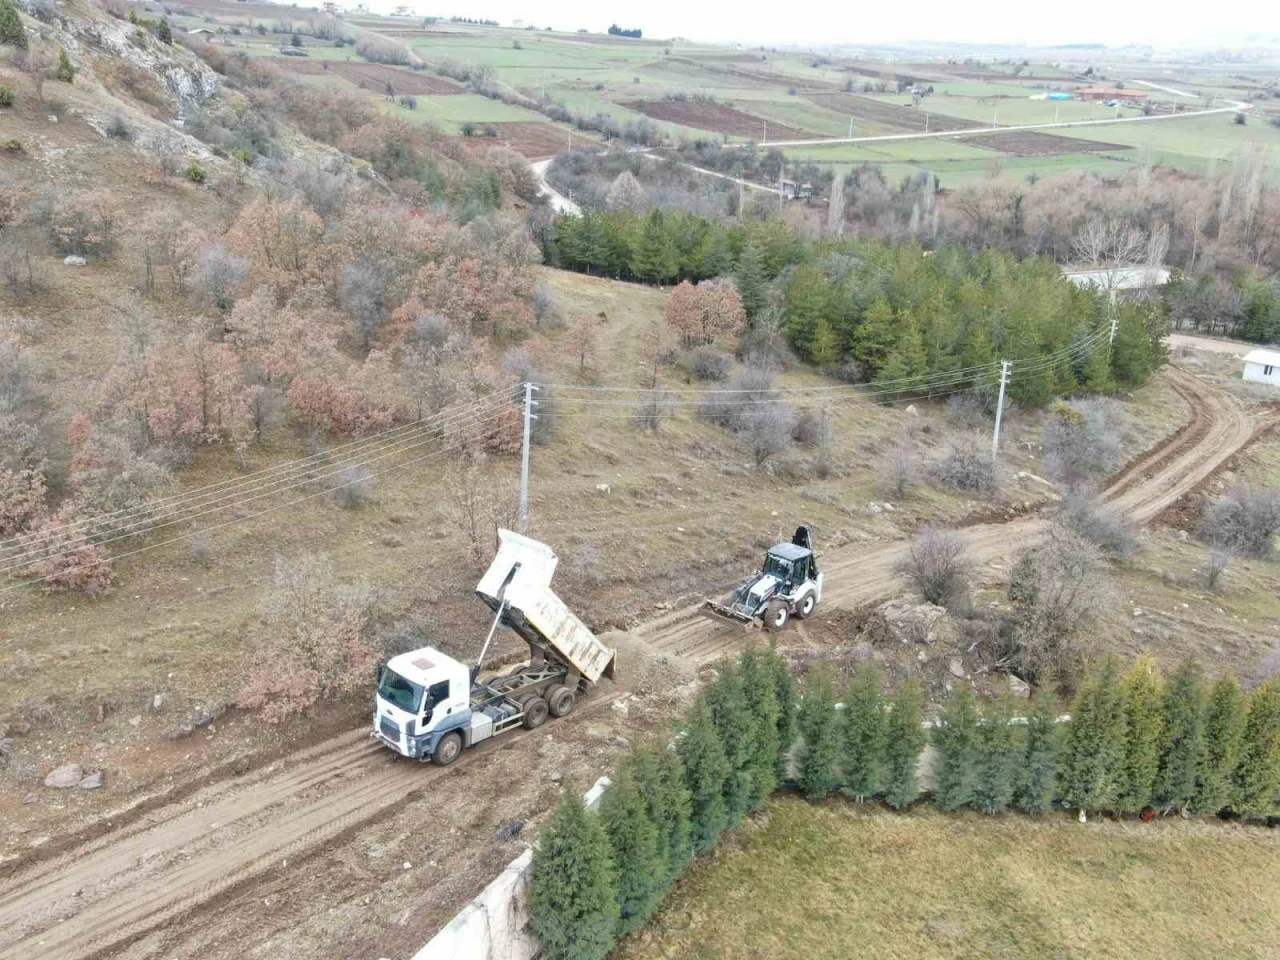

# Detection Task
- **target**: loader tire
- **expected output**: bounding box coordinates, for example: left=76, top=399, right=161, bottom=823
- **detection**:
left=432, top=731, right=463, bottom=766
left=522, top=696, right=550, bottom=729
left=548, top=685, right=576, bottom=718
left=797, top=592, right=817, bottom=619
left=765, top=600, right=789, bottom=631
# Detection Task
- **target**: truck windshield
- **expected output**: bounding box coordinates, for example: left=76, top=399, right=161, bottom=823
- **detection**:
left=763, top=554, right=793, bottom=582
left=378, top=669, right=423, bottom=714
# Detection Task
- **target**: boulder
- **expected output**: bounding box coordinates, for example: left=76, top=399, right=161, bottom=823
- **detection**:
left=78, top=770, right=105, bottom=789
left=44, top=762, right=84, bottom=789
left=1008, top=674, right=1031, bottom=699
left=948, top=657, right=966, bottom=679
left=63, top=255, right=87, bottom=267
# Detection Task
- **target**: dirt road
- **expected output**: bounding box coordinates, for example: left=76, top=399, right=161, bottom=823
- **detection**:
left=1, top=367, right=1270, bottom=960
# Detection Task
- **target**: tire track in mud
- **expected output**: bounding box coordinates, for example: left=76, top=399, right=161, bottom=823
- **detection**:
left=2, top=368, right=1268, bottom=960
left=0, top=696, right=621, bottom=960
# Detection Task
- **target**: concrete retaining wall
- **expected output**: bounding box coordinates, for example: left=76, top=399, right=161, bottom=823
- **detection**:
left=410, top=776, right=611, bottom=960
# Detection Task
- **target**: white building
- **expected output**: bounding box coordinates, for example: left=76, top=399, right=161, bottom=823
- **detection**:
left=1242, top=348, right=1280, bottom=387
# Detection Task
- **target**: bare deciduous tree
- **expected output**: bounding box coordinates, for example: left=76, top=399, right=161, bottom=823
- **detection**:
left=896, top=525, right=970, bottom=607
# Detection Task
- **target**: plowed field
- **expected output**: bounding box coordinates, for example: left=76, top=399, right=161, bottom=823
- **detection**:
left=620, top=99, right=817, bottom=140
left=806, top=92, right=982, bottom=132
left=270, top=58, right=464, bottom=94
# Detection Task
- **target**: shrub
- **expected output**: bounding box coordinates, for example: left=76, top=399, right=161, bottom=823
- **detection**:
left=49, top=189, right=120, bottom=259
left=530, top=283, right=562, bottom=329
left=17, top=508, right=113, bottom=593
left=945, top=392, right=988, bottom=429
left=1198, top=486, right=1280, bottom=558
left=741, top=401, right=793, bottom=468
left=55, top=49, right=75, bottom=83
left=829, top=358, right=864, bottom=384
left=1198, top=548, right=1230, bottom=592
left=333, top=465, right=374, bottom=508
left=184, top=162, right=207, bottom=183
left=1042, top=399, right=1123, bottom=484
left=0, top=85, right=13, bottom=108
left=105, top=112, right=132, bottom=140
left=931, top=434, right=998, bottom=495
left=236, top=555, right=379, bottom=722
left=193, top=242, right=248, bottom=310
left=791, top=408, right=824, bottom=446
left=1060, top=492, right=1137, bottom=557
left=683, top=345, right=732, bottom=382
left=1007, top=526, right=1112, bottom=685
left=697, top=365, right=775, bottom=429
left=0, top=0, right=27, bottom=49
left=896, top=525, right=969, bottom=607
left=339, top=259, right=389, bottom=350
left=632, top=389, right=671, bottom=432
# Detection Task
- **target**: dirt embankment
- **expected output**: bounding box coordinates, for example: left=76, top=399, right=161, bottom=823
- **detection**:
left=0, top=367, right=1270, bottom=960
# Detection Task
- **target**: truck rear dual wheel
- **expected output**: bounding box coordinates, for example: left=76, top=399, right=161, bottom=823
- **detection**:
left=797, top=593, right=816, bottom=619
left=522, top=696, right=550, bottom=729
left=548, top=685, right=576, bottom=718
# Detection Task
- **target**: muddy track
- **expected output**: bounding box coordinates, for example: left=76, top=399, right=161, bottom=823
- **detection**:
left=1, top=368, right=1268, bottom=960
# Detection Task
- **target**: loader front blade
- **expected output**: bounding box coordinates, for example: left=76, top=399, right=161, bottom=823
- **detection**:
left=699, top=599, right=757, bottom=629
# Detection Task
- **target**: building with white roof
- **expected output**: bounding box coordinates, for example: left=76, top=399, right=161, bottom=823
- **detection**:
left=1242, top=348, right=1280, bottom=387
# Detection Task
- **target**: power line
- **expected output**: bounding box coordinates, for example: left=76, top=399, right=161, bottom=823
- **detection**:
left=0, top=392, right=518, bottom=562
left=1, top=415, right=516, bottom=596
left=1, top=401, right=516, bottom=578
left=0, top=385, right=521, bottom=553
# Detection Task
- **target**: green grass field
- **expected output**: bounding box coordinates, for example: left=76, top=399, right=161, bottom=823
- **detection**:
left=618, top=796, right=1280, bottom=960
left=172, top=4, right=1278, bottom=182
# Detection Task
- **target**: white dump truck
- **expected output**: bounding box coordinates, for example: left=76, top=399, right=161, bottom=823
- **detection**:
left=373, top=530, right=617, bottom=765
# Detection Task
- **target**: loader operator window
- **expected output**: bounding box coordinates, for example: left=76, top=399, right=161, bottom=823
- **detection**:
left=763, top=554, right=793, bottom=584
left=422, top=681, right=451, bottom=725
left=378, top=669, right=423, bottom=714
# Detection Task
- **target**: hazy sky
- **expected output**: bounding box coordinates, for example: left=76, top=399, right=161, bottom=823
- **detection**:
left=360, top=0, right=1267, bottom=49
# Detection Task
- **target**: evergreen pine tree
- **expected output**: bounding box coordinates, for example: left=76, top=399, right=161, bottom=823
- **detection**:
left=809, top=316, right=841, bottom=368
left=1059, top=659, right=1127, bottom=816
left=630, top=209, right=675, bottom=283
left=1115, top=656, right=1164, bottom=813
left=56, top=49, right=76, bottom=83
left=739, top=644, right=782, bottom=808
left=1014, top=681, right=1062, bottom=814
left=766, top=642, right=797, bottom=780
left=876, top=309, right=929, bottom=386
left=657, top=745, right=694, bottom=880
left=0, top=0, right=27, bottom=50
left=853, top=297, right=898, bottom=376
left=1082, top=329, right=1115, bottom=393
left=932, top=686, right=981, bottom=811
left=1152, top=659, right=1205, bottom=813
left=158, top=16, right=173, bottom=44
left=598, top=769, right=663, bottom=935
left=1229, top=681, right=1280, bottom=819
left=796, top=664, right=841, bottom=800
left=734, top=241, right=767, bottom=322
left=1194, top=673, right=1246, bottom=814
left=704, top=662, right=755, bottom=824
left=972, top=691, right=1019, bottom=815
left=628, top=744, right=692, bottom=894
left=698, top=229, right=732, bottom=280
left=883, top=680, right=927, bottom=809
left=530, top=789, right=619, bottom=960
left=678, top=694, right=730, bottom=853
left=841, top=665, right=886, bottom=803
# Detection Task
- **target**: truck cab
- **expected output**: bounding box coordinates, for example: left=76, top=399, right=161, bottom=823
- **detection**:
left=374, top=649, right=472, bottom=763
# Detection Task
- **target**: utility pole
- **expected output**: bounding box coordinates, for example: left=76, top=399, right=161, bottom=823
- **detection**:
left=924, top=113, right=929, bottom=133
left=991, top=359, right=1011, bottom=460
left=1108, top=290, right=1119, bottom=348
left=848, top=116, right=854, bottom=138
left=519, top=382, right=538, bottom=530
left=762, top=120, right=767, bottom=142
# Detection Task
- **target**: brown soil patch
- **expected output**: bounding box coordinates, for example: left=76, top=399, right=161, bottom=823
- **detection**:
left=620, top=99, right=817, bottom=140
left=964, top=131, right=1130, bottom=156
left=805, top=93, right=981, bottom=132
left=269, top=58, right=464, bottom=94
left=451, top=121, right=586, bottom=160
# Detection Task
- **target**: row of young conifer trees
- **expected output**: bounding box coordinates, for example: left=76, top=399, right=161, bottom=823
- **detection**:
left=529, top=650, right=1280, bottom=960
left=794, top=656, right=1280, bottom=821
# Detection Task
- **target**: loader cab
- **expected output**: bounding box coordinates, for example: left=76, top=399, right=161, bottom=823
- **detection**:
left=375, top=648, right=471, bottom=758
left=764, top=542, right=815, bottom=593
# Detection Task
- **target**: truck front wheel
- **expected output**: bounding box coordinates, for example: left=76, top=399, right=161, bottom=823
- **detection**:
left=522, top=696, right=550, bottom=729
left=548, top=685, right=576, bottom=718
left=432, top=731, right=462, bottom=766
left=797, top=592, right=816, bottom=619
